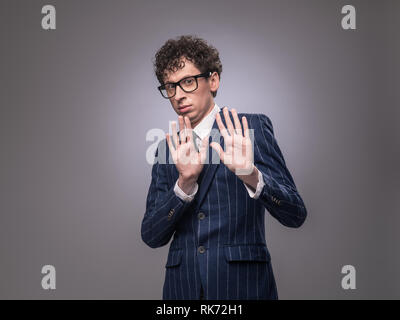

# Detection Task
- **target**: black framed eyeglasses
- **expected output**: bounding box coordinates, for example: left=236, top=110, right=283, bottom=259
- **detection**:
left=158, top=71, right=212, bottom=99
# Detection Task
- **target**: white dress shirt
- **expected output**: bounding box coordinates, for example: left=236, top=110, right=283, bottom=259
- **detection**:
left=173, top=103, right=265, bottom=202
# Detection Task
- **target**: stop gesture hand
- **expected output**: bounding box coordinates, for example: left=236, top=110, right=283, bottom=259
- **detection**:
left=210, top=107, right=255, bottom=177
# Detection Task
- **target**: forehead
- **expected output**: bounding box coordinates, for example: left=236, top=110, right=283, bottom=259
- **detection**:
left=163, top=58, right=201, bottom=83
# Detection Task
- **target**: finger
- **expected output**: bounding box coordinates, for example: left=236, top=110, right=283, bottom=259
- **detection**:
left=171, top=121, right=179, bottom=147
left=185, top=116, right=192, bottom=130
left=231, top=109, right=243, bottom=135
left=223, top=106, right=234, bottom=136
left=215, top=112, right=229, bottom=139
left=187, top=132, right=196, bottom=153
left=184, top=116, right=193, bottom=145
left=178, top=116, right=186, bottom=143
left=242, top=116, right=250, bottom=138
left=166, top=133, right=176, bottom=155
left=210, top=142, right=225, bottom=163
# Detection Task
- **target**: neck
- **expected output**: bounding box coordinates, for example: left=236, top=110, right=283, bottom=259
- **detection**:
left=192, top=102, right=215, bottom=129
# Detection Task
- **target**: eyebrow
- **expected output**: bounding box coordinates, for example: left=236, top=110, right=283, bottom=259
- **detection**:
left=165, top=74, right=193, bottom=84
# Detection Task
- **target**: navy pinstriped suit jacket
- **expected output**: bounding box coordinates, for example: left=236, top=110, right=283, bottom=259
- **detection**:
left=141, top=110, right=307, bottom=300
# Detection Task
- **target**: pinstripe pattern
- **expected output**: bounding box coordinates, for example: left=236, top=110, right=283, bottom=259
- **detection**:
left=142, top=111, right=307, bottom=300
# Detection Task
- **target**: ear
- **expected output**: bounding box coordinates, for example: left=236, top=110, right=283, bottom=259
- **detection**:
left=209, top=72, right=220, bottom=95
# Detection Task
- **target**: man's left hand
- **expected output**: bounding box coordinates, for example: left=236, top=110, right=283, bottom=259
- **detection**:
left=210, top=107, right=256, bottom=177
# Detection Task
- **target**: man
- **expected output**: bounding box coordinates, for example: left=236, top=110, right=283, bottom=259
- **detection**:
left=141, top=35, right=307, bottom=300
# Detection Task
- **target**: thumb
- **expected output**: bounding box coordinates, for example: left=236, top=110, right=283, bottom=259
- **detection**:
left=199, top=135, right=209, bottom=164
left=210, top=142, right=224, bottom=162
left=199, top=135, right=210, bottom=154
left=200, top=134, right=210, bottom=149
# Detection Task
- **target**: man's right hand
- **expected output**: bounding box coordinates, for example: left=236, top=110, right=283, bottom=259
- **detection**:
left=166, top=116, right=209, bottom=194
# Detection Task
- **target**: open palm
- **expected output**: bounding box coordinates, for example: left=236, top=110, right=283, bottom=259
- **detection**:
left=166, top=115, right=209, bottom=180
left=210, top=107, right=254, bottom=176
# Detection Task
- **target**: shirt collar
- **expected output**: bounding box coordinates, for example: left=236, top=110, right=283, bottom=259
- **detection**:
left=193, top=103, right=221, bottom=139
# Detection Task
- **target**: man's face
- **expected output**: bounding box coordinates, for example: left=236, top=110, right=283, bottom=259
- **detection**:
left=163, top=58, right=219, bottom=128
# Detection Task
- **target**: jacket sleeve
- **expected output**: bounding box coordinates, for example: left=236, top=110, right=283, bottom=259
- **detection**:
left=141, top=139, right=192, bottom=248
left=251, top=114, right=307, bottom=228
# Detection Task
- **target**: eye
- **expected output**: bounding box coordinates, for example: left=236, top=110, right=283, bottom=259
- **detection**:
left=183, top=79, right=194, bottom=85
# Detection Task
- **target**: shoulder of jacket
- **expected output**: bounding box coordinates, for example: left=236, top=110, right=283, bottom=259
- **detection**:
left=236, top=112, right=273, bottom=127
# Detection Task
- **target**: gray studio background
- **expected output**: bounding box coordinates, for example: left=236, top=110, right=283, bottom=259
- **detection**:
left=1, top=0, right=399, bottom=299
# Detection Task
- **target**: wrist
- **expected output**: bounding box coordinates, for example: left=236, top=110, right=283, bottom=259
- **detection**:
left=178, top=175, right=197, bottom=194
left=237, top=163, right=255, bottom=177
left=237, top=164, right=258, bottom=188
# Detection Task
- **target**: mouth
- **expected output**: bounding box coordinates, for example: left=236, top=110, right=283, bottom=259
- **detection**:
left=178, top=105, right=192, bottom=113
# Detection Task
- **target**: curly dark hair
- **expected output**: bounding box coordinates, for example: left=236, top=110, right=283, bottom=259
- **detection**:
left=153, top=35, right=223, bottom=98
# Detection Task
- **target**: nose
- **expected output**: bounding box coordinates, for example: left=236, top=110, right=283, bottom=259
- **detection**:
left=173, top=84, right=186, bottom=102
